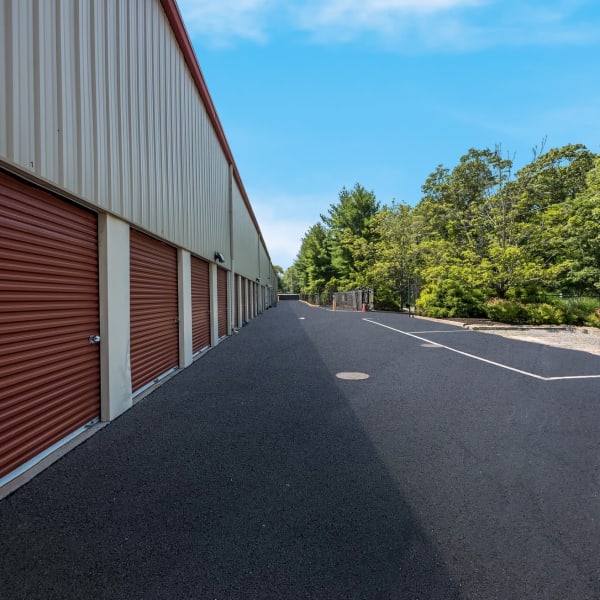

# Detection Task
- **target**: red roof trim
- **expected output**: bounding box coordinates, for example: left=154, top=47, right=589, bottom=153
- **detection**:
left=159, top=0, right=270, bottom=262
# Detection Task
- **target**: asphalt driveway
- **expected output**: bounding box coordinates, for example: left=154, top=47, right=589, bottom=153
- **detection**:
left=1, top=301, right=599, bottom=599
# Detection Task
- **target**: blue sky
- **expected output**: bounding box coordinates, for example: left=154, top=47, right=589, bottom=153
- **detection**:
left=177, top=0, right=600, bottom=270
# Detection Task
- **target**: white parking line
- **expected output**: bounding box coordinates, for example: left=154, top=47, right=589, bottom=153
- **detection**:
left=412, top=329, right=473, bottom=334
left=363, top=318, right=600, bottom=382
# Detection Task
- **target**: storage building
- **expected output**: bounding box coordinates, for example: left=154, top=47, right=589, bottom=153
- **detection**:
left=0, top=0, right=278, bottom=488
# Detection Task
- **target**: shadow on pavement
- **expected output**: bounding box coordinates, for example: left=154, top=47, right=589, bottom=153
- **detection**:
left=0, top=303, right=459, bottom=599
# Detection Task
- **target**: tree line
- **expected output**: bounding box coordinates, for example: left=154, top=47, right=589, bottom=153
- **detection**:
left=284, top=143, right=600, bottom=326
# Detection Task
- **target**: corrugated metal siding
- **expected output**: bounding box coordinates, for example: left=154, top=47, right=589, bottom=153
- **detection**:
left=191, top=256, right=210, bottom=352
left=0, top=172, right=100, bottom=479
left=217, top=268, right=228, bottom=338
left=130, top=229, right=178, bottom=392
left=259, top=245, right=272, bottom=291
left=1, top=0, right=230, bottom=262
left=0, top=4, right=6, bottom=160
left=232, top=181, right=259, bottom=278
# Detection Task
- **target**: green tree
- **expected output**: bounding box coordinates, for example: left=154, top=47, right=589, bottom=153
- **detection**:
left=417, top=148, right=512, bottom=253
left=415, top=147, right=517, bottom=300
left=272, top=265, right=284, bottom=291
left=293, top=223, right=337, bottom=294
left=359, top=202, right=420, bottom=307
left=414, top=144, right=597, bottom=302
left=281, top=266, right=298, bottom=293
left=508, top=144, right=597, bottom=296
left=562, top=156, right=600, bottom=294
left=320, top=183, right=380, bottom=288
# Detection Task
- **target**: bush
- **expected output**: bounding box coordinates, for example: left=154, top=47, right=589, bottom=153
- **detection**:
left=416, top=280, right=485, bottom=318
left=555, top=296, right=600, bottom=326
left=373, top=286, right=400, bottom=311
left=522, top=303, right=565, bottom=325
left=585, top=309, right=600, bottom=328
left=318, top=291, right=333, bottom=307
left=484, top=298, right=526, bottom=323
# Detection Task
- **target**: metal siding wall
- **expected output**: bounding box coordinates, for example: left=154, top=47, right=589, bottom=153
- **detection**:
left=4, top=2, right=35, bottom=172
left=76, top=2, right=89, bottom=200
left=0, top=2, right=7, bottom=159
left=91, top=1, right=108, bottom=208
left=36, top=2, right=58, bottom=179
left=0, top=0, right=231, bottom=263
left=232, top=181, right=259, bottom=278
left=259, top=245, right=271, bottom=289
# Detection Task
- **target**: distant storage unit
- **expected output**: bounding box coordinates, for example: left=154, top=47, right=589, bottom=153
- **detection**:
left=0, top=0, right=277, bottom=487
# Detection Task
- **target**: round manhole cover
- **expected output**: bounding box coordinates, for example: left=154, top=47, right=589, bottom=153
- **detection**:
left=336, top=372, right=370, bottom=380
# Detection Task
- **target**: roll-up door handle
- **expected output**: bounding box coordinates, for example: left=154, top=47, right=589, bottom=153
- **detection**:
left=88, top=334, right=101, bottom=344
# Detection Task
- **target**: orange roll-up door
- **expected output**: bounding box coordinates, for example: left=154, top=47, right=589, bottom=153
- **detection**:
left=130, top=229, right=178, bottom=392
left=0, top=172, right=100, bottom=479
left=217, top=267, right=228, bottom=338
left=191, top=256, right=210, bottom=353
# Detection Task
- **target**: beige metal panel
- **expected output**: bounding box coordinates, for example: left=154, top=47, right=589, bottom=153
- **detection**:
left=36, top=1, right=60, bottom=181
left=0, top=2, right=6, bottom=158
left=101, top=0, right=134, bottom=221
left=232, top=180, right=259, bottom=277
left=57, top=1, right=78, bottom=192
left=128, top=0, right=142, bottom=224
left=77, top=1, right=95, bottom=202
left=0, top=0, right=237, bottom=263
left=90, top=1, right=109, bottom=207
left=193, top=103, right=231, bottom=261
left=118, top=0, right=133, bottom=221
left=4, top=1, right=35, bottom=171
left=259, top=245, right=272, bottom=287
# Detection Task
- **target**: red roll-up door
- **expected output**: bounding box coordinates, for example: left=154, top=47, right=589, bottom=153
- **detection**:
left=217, top=267, right=228, bottom=338
left=130, top=229, right=178, bottom=392
left=234, top=275, right=239, bottom=329
left=0, top=172, right=100, bottom=479
left=242, top=278, right=248, bottom=323
left=191, top=256, right=210, bottom=352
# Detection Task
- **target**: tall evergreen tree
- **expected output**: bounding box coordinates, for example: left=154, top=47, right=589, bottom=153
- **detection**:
left=320, top=183, right=380, bottom=288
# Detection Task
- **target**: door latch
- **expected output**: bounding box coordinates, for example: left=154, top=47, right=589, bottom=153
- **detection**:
left=88, top=334, right=101, bottom=344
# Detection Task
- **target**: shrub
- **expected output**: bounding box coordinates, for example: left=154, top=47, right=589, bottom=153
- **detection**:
left=555, top=296, right=600, bottom=326
left=484, top=298, right=526, bottom=323
left=584, top=308, right=600, bottom=328
left=373, top=286, right=400, bottom=311
left=522, top=303, right=565, bottom=325
left=416, top=280, right=485, bottom=318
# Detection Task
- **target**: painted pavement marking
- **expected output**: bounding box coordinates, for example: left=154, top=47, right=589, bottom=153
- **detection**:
left=362, top=318, right=600, bottom=382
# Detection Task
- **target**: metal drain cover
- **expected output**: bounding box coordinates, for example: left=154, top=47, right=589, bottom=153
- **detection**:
left=336, top=372, right=370, bottom=380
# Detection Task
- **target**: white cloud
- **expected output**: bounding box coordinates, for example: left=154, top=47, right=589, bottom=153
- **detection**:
left=295, top=0, right=484, bottom=28
left=176, top=0, right=273, bottom=45
left=177, top=0, right=486, bottom=46
left=295, top=0, right=600, bottom=50
left=177, top=0, right=600, bottom=50
left=250, top=192, right=328, bottom=269
left=257, top=218, right=308, bottom=270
